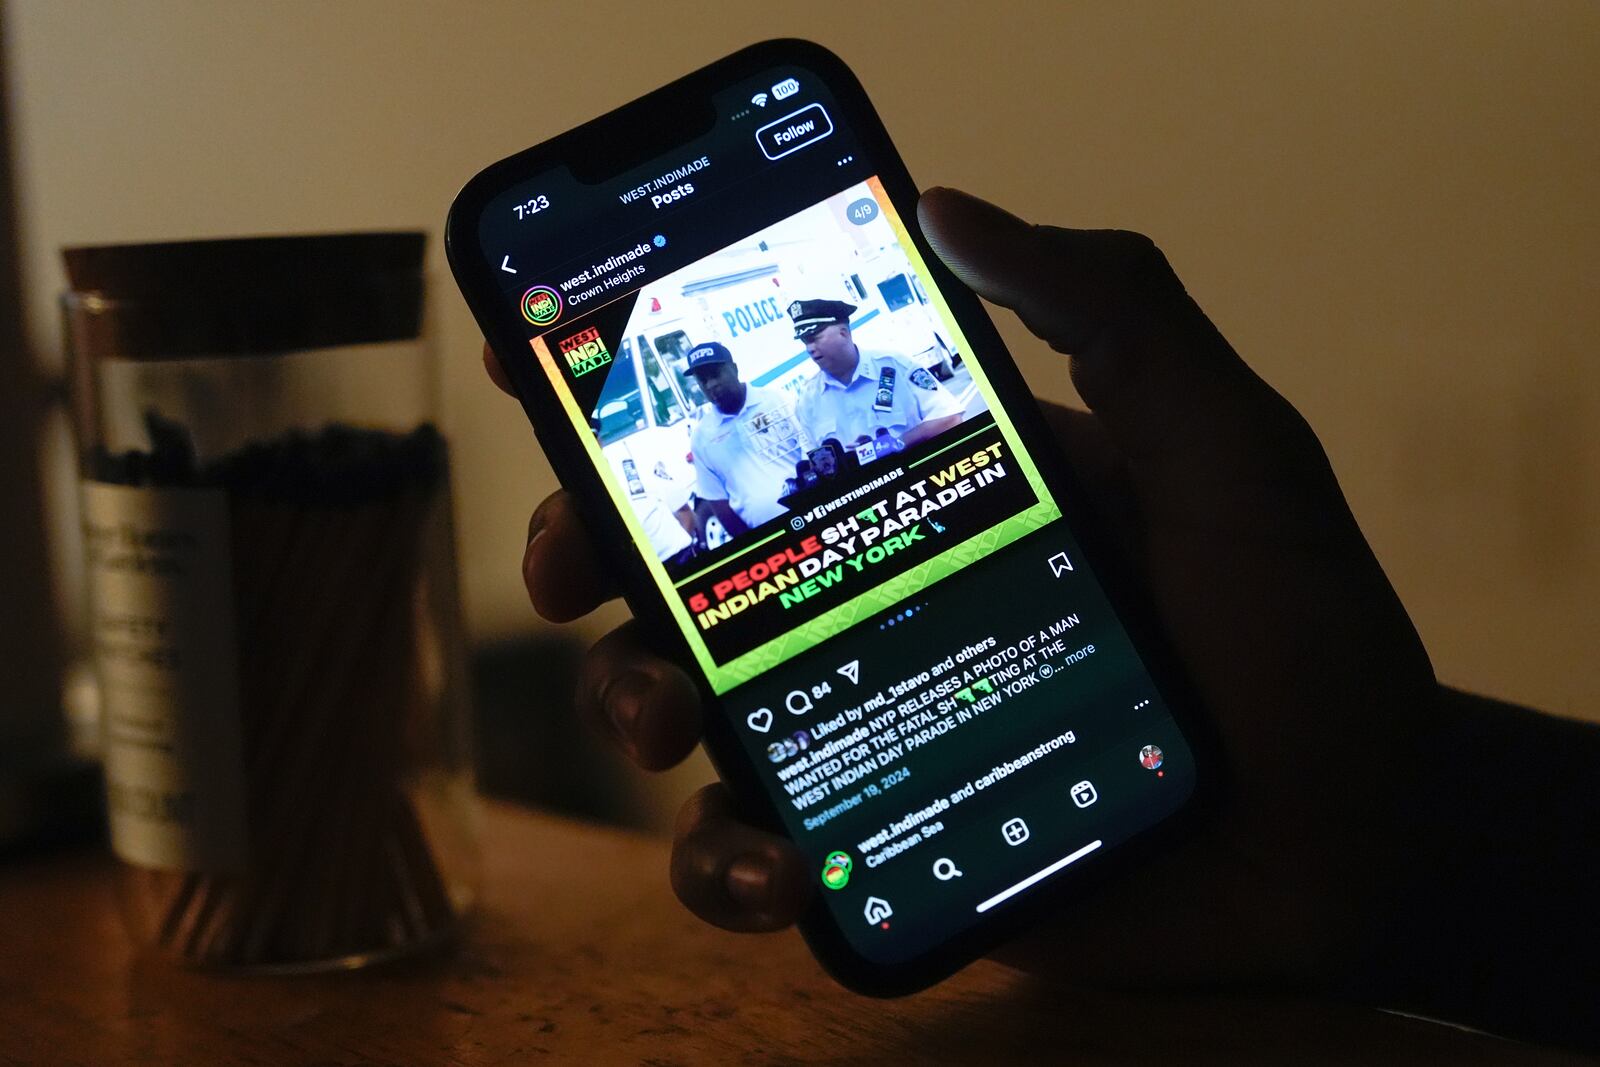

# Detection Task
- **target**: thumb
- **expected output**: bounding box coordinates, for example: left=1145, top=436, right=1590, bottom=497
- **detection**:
left=916, top=187, right=1289, bottom=484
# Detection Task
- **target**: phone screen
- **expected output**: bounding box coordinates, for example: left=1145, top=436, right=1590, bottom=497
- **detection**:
left=461, top=51, right=1199, bottom=971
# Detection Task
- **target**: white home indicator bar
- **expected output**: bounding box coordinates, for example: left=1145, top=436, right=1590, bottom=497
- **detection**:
left=975, top=840, right=1103, bottom=913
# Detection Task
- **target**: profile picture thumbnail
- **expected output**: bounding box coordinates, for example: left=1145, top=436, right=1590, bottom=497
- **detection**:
left=766, top=729, right=813, bottom=764
left=1139, top=744, right=1164, bottom=771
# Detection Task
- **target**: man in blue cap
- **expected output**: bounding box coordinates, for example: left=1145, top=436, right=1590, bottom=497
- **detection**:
left=790, top=298, right=964, bottom=450
left=685, top=341, right=811, bottom=537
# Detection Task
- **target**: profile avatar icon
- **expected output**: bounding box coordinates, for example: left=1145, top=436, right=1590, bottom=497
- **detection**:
left=821, top=850, right=853, bottom=890
left=767, top=734, right=805, bottom=764
left=1139, top=744, right=1164, bottom=771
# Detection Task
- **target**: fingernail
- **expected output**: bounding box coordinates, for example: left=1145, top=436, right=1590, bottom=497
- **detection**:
left=725, top=856, right=771, bottom=907
left=527, top=502, right=552, bottom=545
left=600, top=670, right=651, bottom=748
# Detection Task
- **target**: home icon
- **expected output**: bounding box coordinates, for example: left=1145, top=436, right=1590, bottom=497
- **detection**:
left=863, top=896, right=893, bottom=925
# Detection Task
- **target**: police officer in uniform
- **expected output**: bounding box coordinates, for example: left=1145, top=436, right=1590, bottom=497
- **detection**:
left=789, top=299, right=964, bottom=449
left=685, top=341, right=811, bottom=537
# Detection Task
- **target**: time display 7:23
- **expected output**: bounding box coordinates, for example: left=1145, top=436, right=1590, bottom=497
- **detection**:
left=513, top=194, right=551, bottom=220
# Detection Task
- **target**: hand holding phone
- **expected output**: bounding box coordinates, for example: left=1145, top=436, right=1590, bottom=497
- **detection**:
left=450, top=41, right=1433, bottom=994
left=510, top=186, right=1442, bottom=996
left=452, top=40, right=1212, bottom=992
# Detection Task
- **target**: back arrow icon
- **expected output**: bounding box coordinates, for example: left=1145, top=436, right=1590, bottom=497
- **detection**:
left=500, top=255, right=517, bottom=274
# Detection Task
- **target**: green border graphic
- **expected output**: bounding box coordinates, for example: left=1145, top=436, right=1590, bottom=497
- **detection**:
left=533, top=177, right=1060, bottom=694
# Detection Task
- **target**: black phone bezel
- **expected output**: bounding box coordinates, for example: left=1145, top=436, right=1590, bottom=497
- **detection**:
left=446, top=38, right=1222, bottom=997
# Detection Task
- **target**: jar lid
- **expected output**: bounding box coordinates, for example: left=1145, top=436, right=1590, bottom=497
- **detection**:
left=62, top=232, right=425, bottom=358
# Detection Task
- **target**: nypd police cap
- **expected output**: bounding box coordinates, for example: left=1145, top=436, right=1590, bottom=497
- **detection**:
left=788, top=298, right=857, bottom=340
left=685, top=341, right=734, bottom=371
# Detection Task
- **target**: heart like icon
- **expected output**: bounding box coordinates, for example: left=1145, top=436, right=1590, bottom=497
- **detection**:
left=746, top=708, right=774, bottom=733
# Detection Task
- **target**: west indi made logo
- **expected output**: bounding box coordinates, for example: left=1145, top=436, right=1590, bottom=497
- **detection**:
left=520, top=285, right=562, bottom=327
left=558, top=325, right=612, bottom=378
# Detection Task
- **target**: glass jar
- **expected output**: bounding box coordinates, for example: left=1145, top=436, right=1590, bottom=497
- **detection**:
left=63, top=234, right=478, bottom=971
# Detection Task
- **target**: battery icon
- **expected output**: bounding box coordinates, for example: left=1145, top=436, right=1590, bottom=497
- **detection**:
left=772, top=77, right=800, bottom=101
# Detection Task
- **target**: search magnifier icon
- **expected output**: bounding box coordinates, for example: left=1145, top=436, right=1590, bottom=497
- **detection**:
left=932, top=858, right=962, bottom=881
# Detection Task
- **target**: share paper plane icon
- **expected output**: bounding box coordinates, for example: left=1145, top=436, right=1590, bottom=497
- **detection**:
left=837, top=660, right=861, bottom=684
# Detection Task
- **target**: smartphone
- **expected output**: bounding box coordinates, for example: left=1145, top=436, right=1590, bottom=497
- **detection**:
left=621, top=456, right=646, bottom=498
left=447, top=39, right=1213, bottom=995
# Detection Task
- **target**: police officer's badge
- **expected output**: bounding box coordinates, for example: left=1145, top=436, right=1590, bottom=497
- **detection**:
left=787, top=300, right=803, bottom=320
left=910, top=368, right=940, bottom=390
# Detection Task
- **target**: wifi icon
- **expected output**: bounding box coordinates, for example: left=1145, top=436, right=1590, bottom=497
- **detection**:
left=751, top=92, right=769, bottom=108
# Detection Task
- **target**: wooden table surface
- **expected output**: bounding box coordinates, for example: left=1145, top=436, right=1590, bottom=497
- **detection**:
left=0, top=800, right=1577, bottom=1065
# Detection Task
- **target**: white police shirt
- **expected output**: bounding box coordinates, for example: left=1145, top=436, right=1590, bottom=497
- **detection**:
left=796, top=348, right=963, bottom=447
left=690, top=384, right=811, bottom=528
